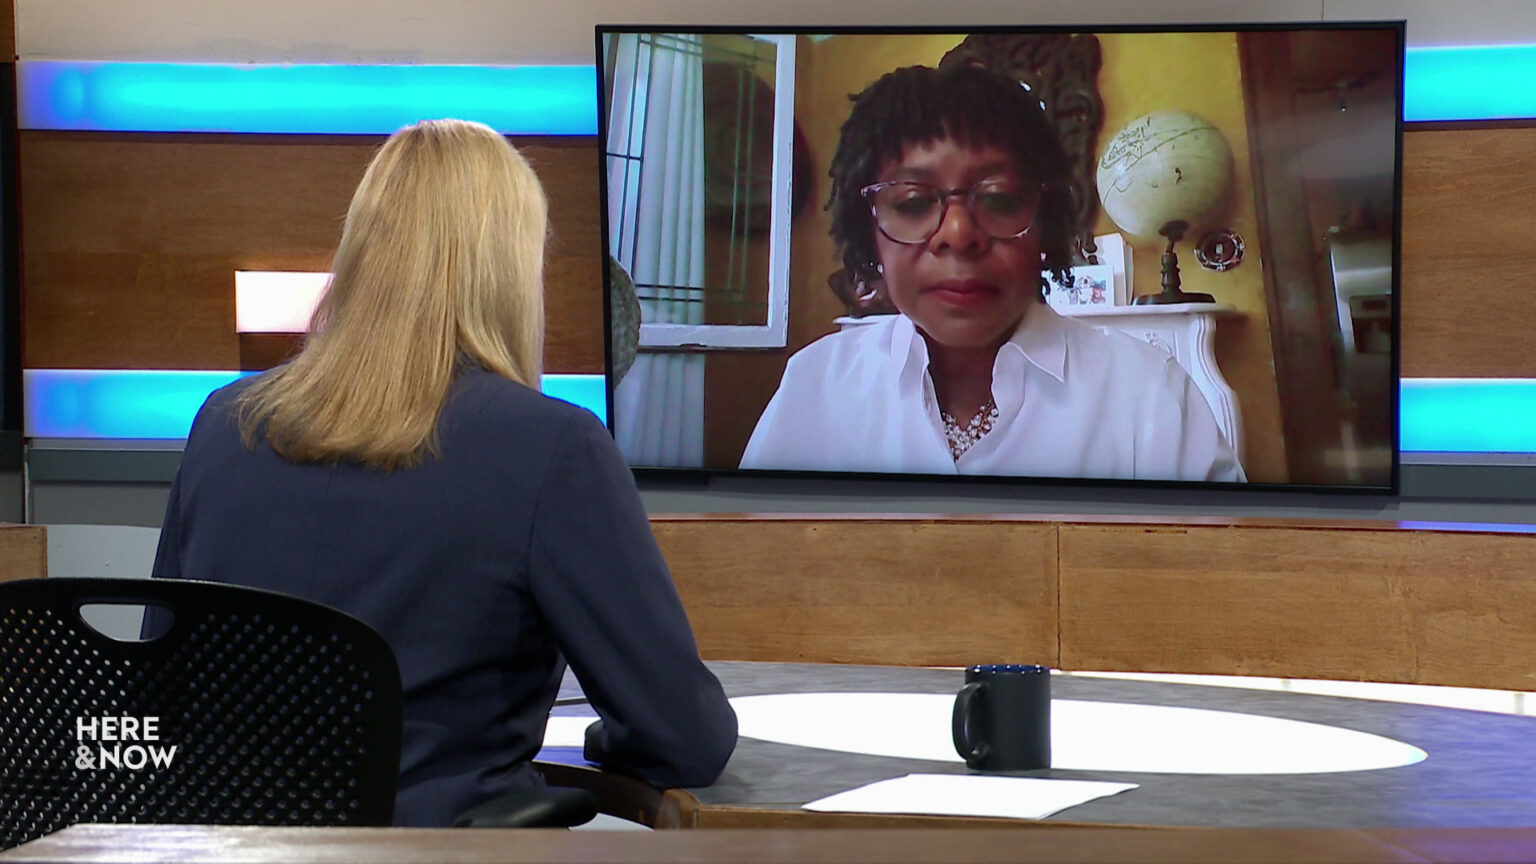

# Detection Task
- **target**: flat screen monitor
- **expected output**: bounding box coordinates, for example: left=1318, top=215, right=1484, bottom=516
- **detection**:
left=596, top=23, right=1403, bottom=493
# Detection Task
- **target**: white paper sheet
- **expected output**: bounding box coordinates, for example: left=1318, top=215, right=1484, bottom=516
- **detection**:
left=803, top=773, right=1137, bottom=820
left=542, top=715, right=596, bottom=747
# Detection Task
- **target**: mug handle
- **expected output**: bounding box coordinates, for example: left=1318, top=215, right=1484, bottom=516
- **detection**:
left=952, top=681, right=990, bottom=768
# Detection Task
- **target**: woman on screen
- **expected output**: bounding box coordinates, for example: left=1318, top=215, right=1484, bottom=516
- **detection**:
left=153, top=120, right=736, bottom=825
left=740, top=64, right=1243, bottom=482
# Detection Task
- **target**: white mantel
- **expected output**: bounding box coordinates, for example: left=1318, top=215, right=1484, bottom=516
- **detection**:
left=1060, top=303, right=1244, bottom=463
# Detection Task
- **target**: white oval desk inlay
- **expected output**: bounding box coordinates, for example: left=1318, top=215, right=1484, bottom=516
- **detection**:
left=729, top=693, right=1427, bottom=775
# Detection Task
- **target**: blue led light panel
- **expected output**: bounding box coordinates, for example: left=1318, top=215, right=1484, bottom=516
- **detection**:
left=24, top=370, right=607, bottom=439
left=24, top=370, right=254, bottom=439
left=1399, top=379, right=1536, bottom=453
left=18, top=62, right=598, bottom=135
left=1405, top=44, right=1536, bottom=122
left=19, top=46, right=1536, bottom=133
left=22, top=370, right=1535, bottom=454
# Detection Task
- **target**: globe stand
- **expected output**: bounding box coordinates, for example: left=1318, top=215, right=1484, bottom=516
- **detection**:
left=1134, top=220, right=1215, bottom=305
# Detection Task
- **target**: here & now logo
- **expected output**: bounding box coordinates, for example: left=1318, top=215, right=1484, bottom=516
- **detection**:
left=74, top=716, right=178, bottom=771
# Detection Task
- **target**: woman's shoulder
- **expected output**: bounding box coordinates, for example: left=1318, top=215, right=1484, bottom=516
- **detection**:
left=785, top=315, right=904, bottom=372
left=448, top=368, right=606, bottom=436
left=206, top=372, right=262, bottom=403
left=187, top=373, right=263, bottom=433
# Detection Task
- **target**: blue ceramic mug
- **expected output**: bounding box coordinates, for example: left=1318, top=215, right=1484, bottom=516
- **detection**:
left=951, top=664, right=1052, bottom=771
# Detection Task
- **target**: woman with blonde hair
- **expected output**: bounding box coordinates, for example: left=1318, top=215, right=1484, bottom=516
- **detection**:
left=153, top=119, right=736, bottom=826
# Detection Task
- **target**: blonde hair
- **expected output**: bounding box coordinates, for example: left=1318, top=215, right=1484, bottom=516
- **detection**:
left=238, top=119, right=547, bottom=470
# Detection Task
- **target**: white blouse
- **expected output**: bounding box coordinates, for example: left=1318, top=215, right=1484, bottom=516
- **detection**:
left=740, top=305, right=1245, bottom=483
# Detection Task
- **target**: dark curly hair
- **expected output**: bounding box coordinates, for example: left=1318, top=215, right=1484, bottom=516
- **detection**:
left=827, top=64, right=1076, bottom=300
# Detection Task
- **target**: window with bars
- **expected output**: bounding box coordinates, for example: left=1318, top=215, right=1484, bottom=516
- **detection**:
left=602, top=32, right=794, bottom=349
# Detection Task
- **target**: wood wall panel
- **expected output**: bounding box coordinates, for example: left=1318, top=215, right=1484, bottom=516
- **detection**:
left=17, top=126, right=1536, bottom=379
left=16, top=125, right=1536, bottom=393
left=20, top=125, right=1536, bottom=380
left=21, top=133, right=367, bottom=369
left=19, top=132, right=602, bottom=373
left=653, top=516, right=1536, bottom=692
left=1399, top=126, right=1536, bottom=378
left=651, top=518, right=1059, bottom=667
left=0, top=524, right=47, bottom=581
left=1062, top=523, right=1536, bottom=691
left=524, top=139, right=605, bottom=375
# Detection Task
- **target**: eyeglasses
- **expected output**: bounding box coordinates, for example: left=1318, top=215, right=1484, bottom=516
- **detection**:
left=860, top=180, right=1045, bottom=245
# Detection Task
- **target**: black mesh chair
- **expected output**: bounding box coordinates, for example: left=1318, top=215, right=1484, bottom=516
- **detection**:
left=0, top=577, right=602, bottom=848
left=0, top=577, right=404, bottom=849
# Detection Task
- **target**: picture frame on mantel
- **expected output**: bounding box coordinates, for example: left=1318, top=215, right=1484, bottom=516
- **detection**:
left=1047, top=263, right=1115, bottom=310
left=1049, top=233, right=1132, bottom=312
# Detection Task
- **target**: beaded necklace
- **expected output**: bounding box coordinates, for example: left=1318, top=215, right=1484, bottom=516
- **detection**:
left=940, top=398, right=999, bottom=460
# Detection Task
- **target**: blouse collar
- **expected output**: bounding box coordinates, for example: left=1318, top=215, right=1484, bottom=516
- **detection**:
left=894, top=301, right=1068, bottom=383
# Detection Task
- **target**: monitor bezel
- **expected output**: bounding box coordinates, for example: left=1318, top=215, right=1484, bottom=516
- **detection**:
left=594, top=20, right=1406, bottom=496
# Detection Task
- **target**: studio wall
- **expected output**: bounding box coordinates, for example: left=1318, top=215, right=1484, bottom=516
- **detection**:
left=12, top=0, right=1536, bottom=527
left=19, top=0, right=1536, bottom=65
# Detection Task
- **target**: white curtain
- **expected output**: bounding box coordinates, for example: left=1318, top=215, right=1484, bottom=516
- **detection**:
left=607, top=34, right=706, bottom=468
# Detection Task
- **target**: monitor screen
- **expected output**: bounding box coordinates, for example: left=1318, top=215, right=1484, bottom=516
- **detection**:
left=596, top=23, right=1403, bottom=492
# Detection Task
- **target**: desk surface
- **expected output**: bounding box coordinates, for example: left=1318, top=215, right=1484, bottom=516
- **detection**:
left=550, top=662, right=1536, bottom=830
left=8, top=823, right=1536, bottom=864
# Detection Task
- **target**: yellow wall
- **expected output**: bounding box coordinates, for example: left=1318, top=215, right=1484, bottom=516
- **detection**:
left=790, top=32, right=1286, bottom=482
left=1095, top=32, right=1284, bottom=482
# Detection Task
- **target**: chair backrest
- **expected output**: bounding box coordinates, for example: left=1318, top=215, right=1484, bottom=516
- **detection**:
left=0, top=578, right=403, bottom=849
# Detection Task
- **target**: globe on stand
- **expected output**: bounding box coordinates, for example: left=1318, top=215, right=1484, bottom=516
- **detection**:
left=1096, top=111, right=1234, bottom=305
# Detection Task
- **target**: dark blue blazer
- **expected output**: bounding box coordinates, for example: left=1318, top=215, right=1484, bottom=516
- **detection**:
left=153, top=368, right=737, bottom=826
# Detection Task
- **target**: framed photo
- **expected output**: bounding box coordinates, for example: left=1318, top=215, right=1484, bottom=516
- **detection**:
left=1047, top=263, right=1116, bottom=310
left=1047, top=233, right=1133, bottom=312
left=1094, top=233, right=1133, bottom=305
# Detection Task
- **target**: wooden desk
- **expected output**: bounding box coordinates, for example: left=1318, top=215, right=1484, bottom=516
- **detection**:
left=7, top=664, right=1535, bottom=860
left=544, top=662, right=1536, bottom=831
left=8, top=823, right=1536, bottom=863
